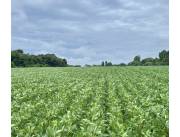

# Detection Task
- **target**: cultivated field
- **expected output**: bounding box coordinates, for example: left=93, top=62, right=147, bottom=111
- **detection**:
left=11, top=67, right=168, bottom=137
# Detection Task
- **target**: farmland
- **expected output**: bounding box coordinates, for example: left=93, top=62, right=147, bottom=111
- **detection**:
left=11, top=66, right=168, bottom=137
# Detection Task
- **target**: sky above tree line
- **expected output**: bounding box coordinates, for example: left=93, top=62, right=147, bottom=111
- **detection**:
left=12, top=0, right=168, bottom=65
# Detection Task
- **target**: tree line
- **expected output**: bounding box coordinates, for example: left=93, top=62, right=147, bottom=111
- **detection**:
left=99, top=50, right=169, bottom=67
left=11, top=49, right=68, bottom=67
left=11, top=49, right=169, bottom=67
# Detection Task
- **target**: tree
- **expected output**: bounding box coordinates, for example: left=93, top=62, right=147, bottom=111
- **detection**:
left=15, top=49, right=24, bottom=54
left=101, top=61, right=105, bottom=66
left=153, top=58, right=160, bottom=65
left=134, top=56, right=141, bottom=62
left=74, top=65, right=81, bottom=67
left=11, top=50, right=26, bottom=67
left=159, top=50, right=169, bottom=65
left=85, top=64, right=91, bottom=67
left=141, top=58, right=154, bottom=66
left=11, top=49, right=68, bottom=67
left=62, top=59, right=67, bottom=66
left=119, top=63, right=126, bottom=66
left=129, top=55, right=141, bottom=66
left=105, top=61, right=108, bottom=66
left=106, top=62, right=112, bottom=66
left=11, top=62, right=15, bottom=68
left=127, top=50, right=169, bottom=66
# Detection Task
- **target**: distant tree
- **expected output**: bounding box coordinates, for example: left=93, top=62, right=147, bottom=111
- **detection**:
left=11, top=62, right=15, bottom=68
left=128, top=61, right=133, bottom=66
left=11, top=49, right=68, bottom=67
left=106, top=62, right=112, bottom=66
left=62, top=59, right=67, bottom=66
left=11, top=50, right=26, bottom=67
left=119, top=63, right=126, bottom=66
left=101, top=61, right=105, bottom=66
left=127, top=50, right=169, bottom=66
left=105, top=61, right=108, bottom=66
left=134, top=56, right=141, bottom=62
left=85, top=64, right=91, bottom=67
left=92, top=64, right=99, bottom=67
left=153, top=58, right=160, bottom=65
left=141, top=58, right=154, bottom=66
left=15, top=49, right=24, bottom=54
left=128, top=55, right=141, bottom=66
left=159, top=50, right=169, bottom=65
left=74, top=65, right=81, bottom=67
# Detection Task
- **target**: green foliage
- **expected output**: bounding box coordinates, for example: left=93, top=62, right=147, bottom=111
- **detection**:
left=12, top=66, right=168, bottom=137
left=128, top=50, right=169, bottom=66
left=159, top=50, right=169, bottom=65
left=113, top=63, right=126, bottom=66
left=101, top=61, right=105, bottom=66
left=102, top=61, right=112, bottom=66
left=106, top=62, right=112, bottom=66
left=141, top=58, right=154, bottom=66
left=119, top=63, right=126, bottom=66
left=11, top=62, right=15, bottom=68
left=134, top=55, right=141, bottom=62
left=11, top=49, right=169, bottom=67
left=100, top=50, right=168, bottom=67
left=11, top=50, right=68, bottom=67
left=15, top=49, right=24, bottom=54
left=85, top=64, right=91, bottom=67
left=73, top=65, right=81, bottom=67
left=130, top=55, right=141, bottom=66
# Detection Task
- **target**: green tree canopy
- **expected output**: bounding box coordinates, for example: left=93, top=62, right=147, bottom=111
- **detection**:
left=11, top=50, right=68, bottom=67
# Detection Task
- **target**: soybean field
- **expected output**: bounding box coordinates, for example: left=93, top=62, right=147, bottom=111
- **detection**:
left=11, top=67, right=169, bottom=137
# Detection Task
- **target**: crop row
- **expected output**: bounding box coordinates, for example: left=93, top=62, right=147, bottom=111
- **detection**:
left=12, top=67, right=168, bottom=137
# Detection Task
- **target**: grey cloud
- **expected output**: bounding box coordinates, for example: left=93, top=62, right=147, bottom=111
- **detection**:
left=12, top=0, right=168, bottom=65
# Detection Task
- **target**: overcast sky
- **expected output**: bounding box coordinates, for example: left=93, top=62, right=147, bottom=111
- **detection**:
left=12, top=0, right=169, bottom=65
